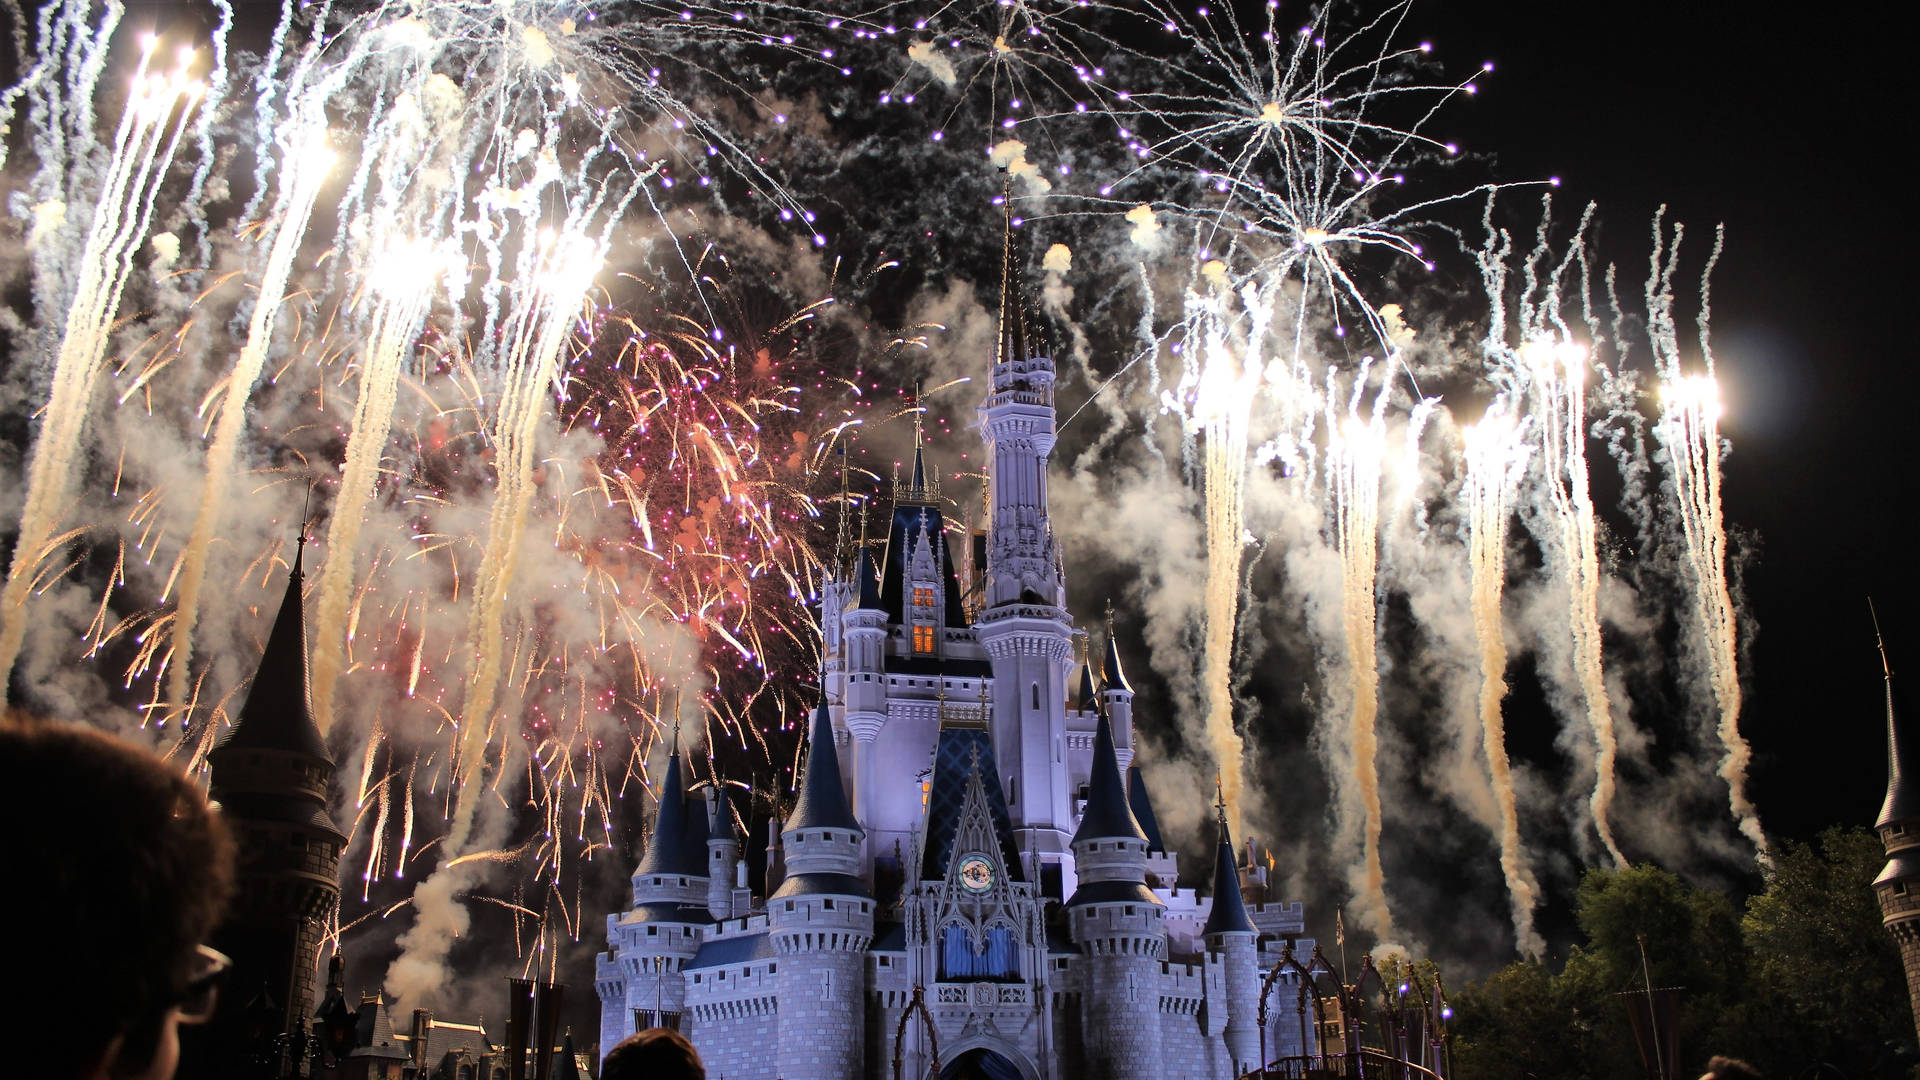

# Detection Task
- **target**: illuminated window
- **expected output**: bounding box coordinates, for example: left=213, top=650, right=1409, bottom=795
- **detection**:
left=913, top=625, right=935, bottom=653
left=912, top=586, right=934, bottom=607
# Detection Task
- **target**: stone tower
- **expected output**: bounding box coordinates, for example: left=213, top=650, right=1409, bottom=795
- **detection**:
left=1067, top=707, right=1164, bottom=1080
left=976, top=187, right=1077, bottom=893
left=771, top=698, right=873, bottom=1080
left=1872, top=641, right=1920, bottom=1040
left=619, top=740, right=711, bottom=1031
left=204, top=540, right=345, bottom=1071
left=1205, top=790, right=1260, bottom=1075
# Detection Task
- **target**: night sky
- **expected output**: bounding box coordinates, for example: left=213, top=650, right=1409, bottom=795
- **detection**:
left=3, top=0, right=1912, bottom=1040
left=1419, top=4, right=1912, bottom=844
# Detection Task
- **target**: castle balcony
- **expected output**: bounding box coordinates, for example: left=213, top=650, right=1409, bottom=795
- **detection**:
left=932, top=981, right=1030, bottom=1010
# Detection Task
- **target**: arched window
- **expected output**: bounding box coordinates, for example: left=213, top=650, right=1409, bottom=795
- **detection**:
left=1031, top=683, right=1040, bottom=710
left=940, top=923, right=1021, bottom=981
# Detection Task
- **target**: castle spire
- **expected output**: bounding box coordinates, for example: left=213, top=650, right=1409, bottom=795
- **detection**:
left=994, top=169, right=1030, bottom=386
left=1869, top=604, right=1920, bottom=1042
left=219, top=532, right=327, bottom=758
left=1072, top=707, right=1145, bottom=844
left=1203, top=778, right=1255, bottom=936
left=634, top=737, right=702, bottom=877
left=1877, top=601, right=1916, bottom=829
left=1102, top=602, right=1133, bottom=693
left=787, top=696, right=859, bottom=832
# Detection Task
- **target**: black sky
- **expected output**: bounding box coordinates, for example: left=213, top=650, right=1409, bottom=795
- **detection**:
left=1405, top=3, right=1915, bottom=842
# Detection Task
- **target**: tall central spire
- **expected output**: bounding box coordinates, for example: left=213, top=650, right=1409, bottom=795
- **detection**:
left=993, top=169, right=1032, bottom=389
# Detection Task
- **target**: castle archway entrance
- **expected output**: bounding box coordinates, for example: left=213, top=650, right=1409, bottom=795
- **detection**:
left=938, top=1039, right=1037, bottom=1080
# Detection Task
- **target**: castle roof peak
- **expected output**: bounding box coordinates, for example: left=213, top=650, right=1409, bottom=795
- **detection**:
left=1072, top=708, right=1145, bottom=845
left=786, top=697, right=859, bottom=833
left=1202, top=791, right=1255, bottom=936
left=215, top=549, right=328, bottom=762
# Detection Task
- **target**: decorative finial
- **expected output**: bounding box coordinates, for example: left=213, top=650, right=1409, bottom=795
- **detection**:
left=1214, top=773, right=1227, bottom=825
left=295, top=484, right=315, bottom=575
left=1105, top=597, right=1115, bottom=637
left=1872, top=597, right=1894, bottom=679
left=913, top=379, right=924, bottom=450
left=833, top=435, right=853, bottom=578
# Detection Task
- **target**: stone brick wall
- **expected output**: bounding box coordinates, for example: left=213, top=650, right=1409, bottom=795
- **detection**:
left=1879, top=880, right=1920, bottom=1039
left=776, top=952, right=866, bottom=1080
left=1079, top=954, right=1163, bottom=1080
left=687, top=1008, right=778, bottom=1079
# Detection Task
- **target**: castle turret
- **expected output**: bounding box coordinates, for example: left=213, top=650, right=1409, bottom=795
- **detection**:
left=772, top=698, right=873, bottom=1080
left=603, top=741, right=711, bottom=1038
left=1067, top=708, right=1163, bottom=1079
left=844, top=546, right=888, bottom=852
left=1204, top=791, right=1260, bottom=1076
left=977, top=186, right=1077, bottom=886
left=202, top=541, right=345, bottom=1074
left=1102, top=626, right=1136, bottom=767
left=1872, top=637, right=1920, bottom=1040
left=706, top=783, right=741, bottom=921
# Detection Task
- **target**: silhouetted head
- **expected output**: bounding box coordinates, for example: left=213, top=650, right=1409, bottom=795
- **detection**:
left=604, top=1026, right=706, bottom=1080
left=2, top=714, right=235, bottom=1080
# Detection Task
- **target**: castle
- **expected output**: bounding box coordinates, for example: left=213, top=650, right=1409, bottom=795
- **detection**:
left=592, top=208, right=1316, bottom=1079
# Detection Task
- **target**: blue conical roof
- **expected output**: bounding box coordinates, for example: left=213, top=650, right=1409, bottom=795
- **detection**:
left=1102, top=631, right=1132, bottom=694
left=786, top=698, right=859, bottom=832
left=1076, top=661, right=1097, bottom=712
left=1072, top=710, right=1144, bottom=844
left=855, top=545, right=884, bottom=610
left=1202, top=816, right=1254, bottom=936
left=635, top=746, right=703, bottom=876
left=1127, top=765, right=1166, bottom=853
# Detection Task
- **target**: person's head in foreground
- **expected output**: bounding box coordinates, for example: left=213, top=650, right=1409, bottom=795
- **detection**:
left=1700, top=1056, right=1762, bottom=1080
left=604, top=1026, right=707, bottom=1080
left=2, top=714, right=234, bottom=1080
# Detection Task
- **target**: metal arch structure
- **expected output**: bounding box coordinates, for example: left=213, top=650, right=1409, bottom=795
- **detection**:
left=1240, top=945, right=1454, bottom=1080
left=892, top=983, right=942, bottom=1080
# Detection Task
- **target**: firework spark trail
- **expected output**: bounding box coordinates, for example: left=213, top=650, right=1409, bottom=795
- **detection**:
left=1173, top=267, right=1273, bottom=829
left=1523, top=335, right=1625, bottom=866
left=1462, top=404, right=1543, bottom=957
left=167, top=130, right=334, bottom=711
left=1325, top=362, right=1393, bottom=942
left=0, top=44, right=201, bottom=706
left=1647, top=218, right=1765, bottom=858
left=388, top=226, right=604, bottom=1002
left=311, top=239, right=446, bottom=736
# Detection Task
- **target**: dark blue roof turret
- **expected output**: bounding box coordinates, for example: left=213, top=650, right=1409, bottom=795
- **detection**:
left=711, top=782, right=738, bottom=842
left=678, top=774, right=710, bottom=867
left=786, top=698, right=859, bottom=833
left=855, top=545, right=884, bottom=611
left=1102, top=630, right=1132, bottom=694
left=635, top=744, right=703, bottom=877
left=1076, top=660, right=1097, bottom=712
left=1202, top=800, right=1255, bottom=936
left=1128, top=765, right=1166, bottom=853
left=1072, top=709, right=1145, bottom=845
left=215, top=541, right=328, bottom=760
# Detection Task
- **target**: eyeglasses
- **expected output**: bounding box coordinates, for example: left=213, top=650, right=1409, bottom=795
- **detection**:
left=175, top=945, right=231, bottom=1024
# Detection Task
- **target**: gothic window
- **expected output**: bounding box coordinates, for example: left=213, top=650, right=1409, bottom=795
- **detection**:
left=912, top=586, right=934, bottom=607
left=913, top=625, right=935, bottom=653
left=1031, top=683, right=1040, bottom=710
left=939, top=924, right=1021, bottom=981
